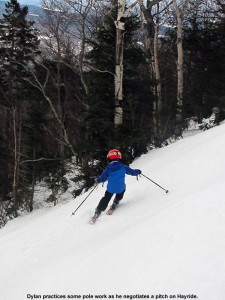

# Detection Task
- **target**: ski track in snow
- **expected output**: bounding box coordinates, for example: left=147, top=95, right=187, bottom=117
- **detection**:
left=1, top=124, right=225, bottom=300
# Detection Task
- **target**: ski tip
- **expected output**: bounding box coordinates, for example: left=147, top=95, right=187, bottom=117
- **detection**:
left=89, top=219, right=96, bottom=225
left=89, top=216, right=99, bottom=224
left=166, top=190, right=169, bottom=193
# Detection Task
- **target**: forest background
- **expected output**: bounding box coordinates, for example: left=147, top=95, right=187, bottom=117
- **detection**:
left=0, top=0, right=225, bottom=224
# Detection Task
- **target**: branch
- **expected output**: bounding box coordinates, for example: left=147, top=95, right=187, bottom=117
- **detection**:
left=84, top=64, right=115, bottom=76
left=20, top=157, right=62, bottom=165
left=17, top=61, right=77, bottom=156
left=124, top=0, right=139, bottom=18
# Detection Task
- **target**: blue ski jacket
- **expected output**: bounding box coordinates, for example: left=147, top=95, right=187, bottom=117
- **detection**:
left=97, top=161, right=140, bottom=194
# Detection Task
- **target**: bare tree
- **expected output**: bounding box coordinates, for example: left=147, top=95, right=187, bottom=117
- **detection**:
left=41, top=0, right=73, bottom=157
left=138, top=0, right=161, bottom=80
left=114, top=0, right=138, bottom=125
left=138, top=0, right=171, bottom=139
left=59, top=0, right=96, bottom=95
left=154, top=3, right=162, bottom=110
left=214, top=0, right=225, bottom=15
left=207, top=0, right=225, bottom=23
left=41, top=0, right=103, bottom=96
left=172, top=0, right=189, bottom=131
left=24, top=61, right=77, bottom=156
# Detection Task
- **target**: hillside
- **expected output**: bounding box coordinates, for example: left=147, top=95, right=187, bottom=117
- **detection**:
left=0, top=1, right=43, bottom=20
left=0, top=124, right=225, bottom=300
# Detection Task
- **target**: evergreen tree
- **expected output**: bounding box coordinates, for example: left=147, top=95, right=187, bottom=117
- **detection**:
left=183, top=18, right=225, bottom=120
left=0, top=0, right=40, bottom=84
left=0, top=0, right=40, bottom=214
left=158, top=8, right=225, bottom=139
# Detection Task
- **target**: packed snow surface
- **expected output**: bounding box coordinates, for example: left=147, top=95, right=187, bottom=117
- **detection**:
left=1, top=124, right=225, bottom=300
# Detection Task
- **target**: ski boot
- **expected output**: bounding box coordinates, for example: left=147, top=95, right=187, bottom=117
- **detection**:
left=90, top=209, right=101, bottom=224
left=107, top=201, right=119, bottom=215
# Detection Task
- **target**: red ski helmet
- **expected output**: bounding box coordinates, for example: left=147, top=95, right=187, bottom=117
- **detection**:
left=107, top=149, right=122, bottom=160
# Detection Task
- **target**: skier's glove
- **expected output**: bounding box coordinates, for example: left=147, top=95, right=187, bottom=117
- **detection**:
left=137, top=169, right=142, bottom=175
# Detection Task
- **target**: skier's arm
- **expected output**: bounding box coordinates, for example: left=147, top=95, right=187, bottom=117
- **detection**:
left=97, top=167, right=109, bottom=183
left=124, top=165, right=141, bottom=176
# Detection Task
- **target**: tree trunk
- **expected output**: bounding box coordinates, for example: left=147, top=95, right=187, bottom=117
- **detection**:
left=29, top=147, right=36, bottom=212
left=176, top=12, right=184, bottom=123
left=152, top=5, right=162, bottom=142
left=12, top=106, right=21, bottom=216
left=173, top=0, right=189, bottom=132
left=139, top=0, right=162, bottom=141
left=154, top=7, right=162, bottom=113
left=2, top=107, right=10, bottom=196
left=79, top=15, right=89, bottom=95
left=114, top=0, right=125, bottom=126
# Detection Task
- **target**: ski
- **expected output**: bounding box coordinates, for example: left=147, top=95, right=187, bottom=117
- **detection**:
left=106, top=208, right=114, bottom=215
left=89, top=215, right=99, bottom=224
left=89, top=210, right=101, bottom=224
left=106, top=203, right=118, bottom=215
left=89, top=218, right=98, bottom=225
left=89, top=203, right=119, bottom=223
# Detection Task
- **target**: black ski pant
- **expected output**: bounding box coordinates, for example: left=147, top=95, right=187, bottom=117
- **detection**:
left=96, top=189, right=125, bottom=212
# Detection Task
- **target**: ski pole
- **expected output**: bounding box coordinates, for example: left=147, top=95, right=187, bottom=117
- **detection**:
left=71, top=183, right=98, bottom=216
left=141, top=174, right=169, bottom=193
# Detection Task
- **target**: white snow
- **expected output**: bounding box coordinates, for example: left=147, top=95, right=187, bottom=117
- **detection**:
left=1, top=124, right=225, bottom=300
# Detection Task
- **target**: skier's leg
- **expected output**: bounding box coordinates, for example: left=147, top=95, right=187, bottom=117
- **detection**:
left=114, top=189, right=125, bottom=204
left=96, top=191, right=113, bottom=213
left=110, top=189, right=125, bottom=209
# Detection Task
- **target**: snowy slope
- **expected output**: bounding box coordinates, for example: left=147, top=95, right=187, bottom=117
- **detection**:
left=1, top=124, right=225, bottom=300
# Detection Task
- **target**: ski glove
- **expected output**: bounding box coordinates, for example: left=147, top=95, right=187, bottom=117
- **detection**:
left=137, top=169, right=142, bottom=174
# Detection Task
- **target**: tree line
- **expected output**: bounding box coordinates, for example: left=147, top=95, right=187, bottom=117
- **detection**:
left=0, top=0, right=225, bottom=223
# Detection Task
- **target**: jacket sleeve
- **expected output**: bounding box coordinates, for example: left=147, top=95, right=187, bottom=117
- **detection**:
left=124, top=165, right=140, bottom=176
left=97, top=167, right=109, bottom=183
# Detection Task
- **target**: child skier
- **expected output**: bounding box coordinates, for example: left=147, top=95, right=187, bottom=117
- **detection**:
left=91, top=149, right=141, bottom=222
